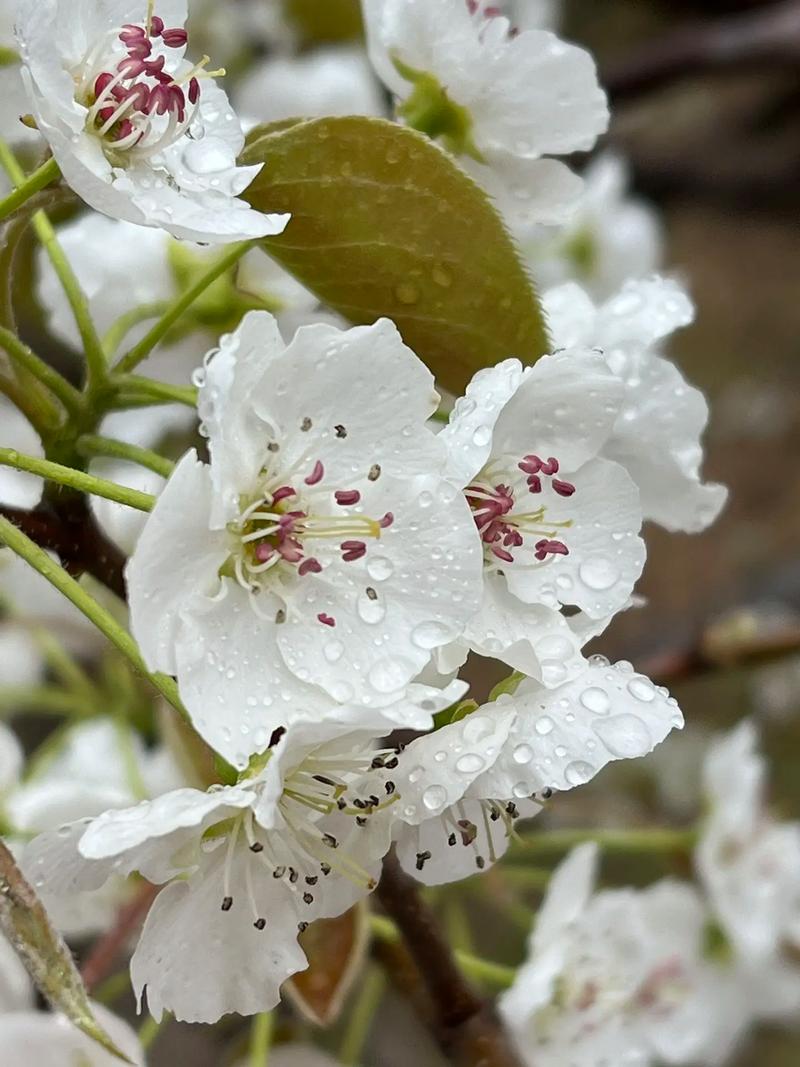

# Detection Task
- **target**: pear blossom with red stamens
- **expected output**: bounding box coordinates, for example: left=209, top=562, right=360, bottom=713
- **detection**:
left=16, top=1, right=287, bottom=242
left=437, top=351, right=646, bottom=684
left=127, top=311, right=482, bottom=766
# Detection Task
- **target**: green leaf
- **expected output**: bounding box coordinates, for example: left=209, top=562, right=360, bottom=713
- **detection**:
left=281, top=0, right=363, bottom=43
left=0, top=841, right=132, bottom=1063
left=241, top=116, right=549, bottom=395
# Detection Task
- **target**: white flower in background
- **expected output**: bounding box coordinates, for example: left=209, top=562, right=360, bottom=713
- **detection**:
left=0, top=398, right=42, bottom=509
left=2, top=718, right=182, bottom=937
left=438, top=352, right=644, bottom=680
left=127, top=312, right=482, bottom=763
left=188, top=0, right=296, bottom=65
left=235, top=47, right=385, bottom=127
left=527, top=153, right=663, bottom=297
left=696, top=721, right=800, bottom=1019
left=0, top=1003, right=145, bottom=1066
left=545, top=275, right=728, bottom=534
left=16, top=1, right=288, bottom=243
left=389, top=660, right=683, bottom=884
left=362, top=0, right=607, bottom=225
left=500, top=845, right=735, bottom=1067
left=26, top=729, right=398, bottom=1023
left=0, top=937, right=32, bottom=1015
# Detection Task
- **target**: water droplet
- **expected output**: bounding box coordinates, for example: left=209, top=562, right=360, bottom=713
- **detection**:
left=512, top=781, right=531, bottom=799
left=540, top=660, right=568, bottom=686
left=324, top=640, right=344, bottom=663
left=331, top=681, right=354, bottom=702
left=471, top=425, right=492, bottom=447
left=564, top=760, right=595, bottom=786
left=357, top=592, right=386, bottom=626
left=395, top=283, right=419, bottom=305
left=536, top=635, right=574, bottom=661
left=579, top=557, right=619, bottom=591
left=368, top=657, right=409, bottom=694
left=412, top=620, right=454, bottom=650
left=462, top=715, right=493, bottom=744
left=367, top=557, right=394, bottom=582
left=456, top=753, right=485, bottom=775
left=580, top=687, right=610, bottom=715
left=434, top=751, right=446, bottom=763
left=408, top=765, right=424, bottom=784
left=513, top=743, right=534, bottom=764
left=534, top=717, right=554, bottom=737
left=422, top=785, right=448, bottom=811
left=593, top=714, right=651, bottom=758
left=627, top=677, right=655, bottom=702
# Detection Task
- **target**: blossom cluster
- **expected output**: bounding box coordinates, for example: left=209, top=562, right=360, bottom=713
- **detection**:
left=0, top=0, right=787, bottom=1064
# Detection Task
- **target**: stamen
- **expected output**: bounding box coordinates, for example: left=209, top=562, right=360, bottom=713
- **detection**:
left=305, top=461, right=325, bottom=486
left=317, top=613, right=336, bottom=627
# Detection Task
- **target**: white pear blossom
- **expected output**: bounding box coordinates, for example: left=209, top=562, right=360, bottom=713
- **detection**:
left=528, top=153, right=663, bottom=297
left=25, top=729, right=399, bottom=1023
left=544, top=275, right=728, bottom=533
left=127, top=312, right=482, bottom=764
left=0, top=398, right=42, bottom=509
left=389, top=660, right=683, bottom=884
left=439, top=351, right=645, bottom=680
left=16, top=1, right=289, bottom=243
left=2, top=718, right=182, bottom=937
left=500, top=845, right=736, bottom=1067
left=0, top=1003, right=145, bottom=1066
left=235, top=47, right=385, bottom=128
left=696, top=721, right=800, bottom=1020
left=362, top=0, right=608, bottom=225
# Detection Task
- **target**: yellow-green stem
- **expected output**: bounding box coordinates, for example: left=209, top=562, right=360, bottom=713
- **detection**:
left=0, top=447, right=155, bottom=511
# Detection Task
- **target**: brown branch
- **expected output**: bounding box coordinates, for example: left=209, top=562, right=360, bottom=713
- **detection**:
left=81, top=881, right=159, bottom=992
left=377, top=851, right=524, bottom=1067
left=606, top=0, right=800, bottom=101
left=0, top=500, right=127, bottom=598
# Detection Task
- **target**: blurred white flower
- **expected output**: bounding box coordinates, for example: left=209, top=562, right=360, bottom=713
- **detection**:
left=127, top=312, right=482, bottom=765
left=362, top=0, right=607, bottom=225
left=235, top=47, right=385, bottom=127
left=544, top=275, right=727, bottom=533
left=0, top=2, right=39, bottom=149
left=390, top=661, right=683, bottom=884
left=500, top=844, right=736, bottom=1067
left=0, top=1002, right=145, bottom=1065
left=16, top=1, right=288, bottom=242
left=0, top=398, right=42, bottom=508
left=27, top=728, right=397, bottom=1023
left=438, top=353, right=644, bottom=680
left=527, top=153, right=663, bottom=298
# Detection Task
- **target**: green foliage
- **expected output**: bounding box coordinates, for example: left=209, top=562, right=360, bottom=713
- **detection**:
left=241, top=116, right=550, bottom=395
left=282, top=0, right=364, bottom=43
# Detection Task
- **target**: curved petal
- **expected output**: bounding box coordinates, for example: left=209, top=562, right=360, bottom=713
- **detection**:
left=126, top=450, right=228, bottom=674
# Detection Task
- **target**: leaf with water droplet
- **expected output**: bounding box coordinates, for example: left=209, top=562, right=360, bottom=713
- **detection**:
left=286, top=904, right=368, bottom=1026
left=0, top=842, right=132, bottom=1062
left=241, top=117, right=549, bottom=394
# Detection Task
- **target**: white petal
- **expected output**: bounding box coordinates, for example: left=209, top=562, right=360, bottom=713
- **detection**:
left=532, top=842, right=598, bottom=951
left=0, top=1003, right=145, bottom=1066
left=131, top=843, right=309, bottom=1022
left=473, top=661, right=684, bottom=796
left=0, top=723, right=23, bottom=795
left=467, top=153, right=584, bottom=235
left=0, top=937, right=34, bottom=1014
left=126, top=450, right=229, bottom=674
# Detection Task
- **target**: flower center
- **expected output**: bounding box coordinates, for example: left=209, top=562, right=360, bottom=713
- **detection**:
left=465, top=454, right=576, bottom=568
left=73, top=4, right=223, bottom=161
left=213, top=747, right=400, bottom=931
left=226, top=446, right=394, bottom=629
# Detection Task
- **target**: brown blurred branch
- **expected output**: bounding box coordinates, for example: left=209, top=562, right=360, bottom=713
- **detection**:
left=81, top=882, right=159, bottom=992
left=377, top=851, right=524, bottom=1067
left=0, top=501, right=127, bottom=599
left=606, top=0, right=800, bottom=100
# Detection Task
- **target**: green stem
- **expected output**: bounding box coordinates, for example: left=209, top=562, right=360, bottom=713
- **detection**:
left=249, top=1012, right=274, bottom=1067
left=116, top=241, right=254, bottom=373
left=0, top=447, right=155, bottom=511
left=0, top=516, right=186, bottom=718
left=0, top=325, right=83, bottom=415
left=513, top=827, right=697, bottom=857
left=339, top=966, right=385, bottom=1066
left=111, top=374, right=198, bottom=409
left=93, top=971, right=131, bottom=1006
left=0, top=140, right=106, bottom=390
left=102, top=302, right=169, bottom=358
left=0, top=156, right=60, bottom=222
left=77, top=434, right=175, bottom=479
left=0, top=687, right=91, bottom=718
left=369, top=914, right=515, bottom=989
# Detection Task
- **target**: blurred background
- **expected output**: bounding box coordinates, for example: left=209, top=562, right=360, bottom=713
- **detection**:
left=2, top=0, right=800, bottom=1064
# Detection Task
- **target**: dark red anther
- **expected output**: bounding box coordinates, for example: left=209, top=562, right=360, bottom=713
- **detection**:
left=534, top=539, right=569, bottom=561
left=540, top=457, right=560, bottom=476
left=305, top=460, right=325, bottom=486
left=147, top=83, right=171, bottom=115
left=317, top=613, right=336, bottom=627
left=271, top=486, right=296, bottom=505
left=278, top=538, right=304, bottom=564
left=117, top=56, right=147, bottom=78
left=255, top=544, right=274, bottom=563
left=379, top=512, right=394, bottom=529
left=335, top=490, right=361, bottom=506
left=188, top=78, right=201, bottom=105
left=144, top=54, right=166, bottom=76
left=519, top=455, right=543, bottom=475
left=552, top=479, right=576, bottom=498
left=492, top=545, right=515, bottom=564
left=341, top=541, right=367, bottom=562
left=114, top=118, right=136, bottom=142
left=150, top=15, right=165, bottom=35
left=298, top=558, right=323, bottom=576
left=162, top=27, right=189, bottom=47
left=526, top=475, right=542, bottom=494
left=94, top=72, right=115, bottom=98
